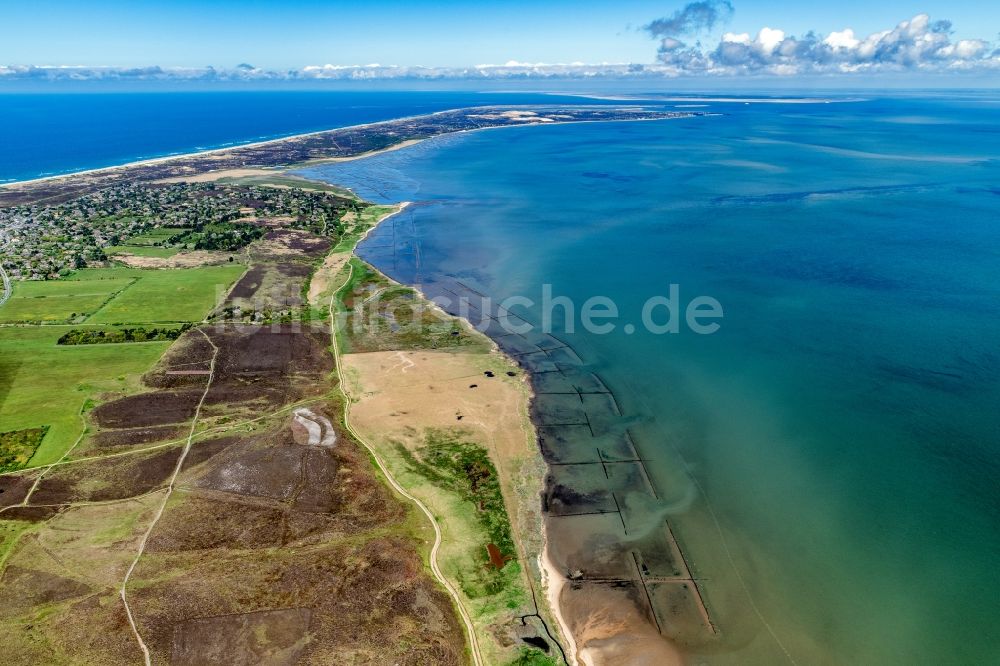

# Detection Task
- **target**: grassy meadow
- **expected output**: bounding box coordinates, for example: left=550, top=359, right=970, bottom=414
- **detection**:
left=0, top=325, right=170, bottom=465
left=0, top=264, right=243, bottom=465
left=82, top=265, right=244, bottom=323
left=0, top=278, right=133, bottom=323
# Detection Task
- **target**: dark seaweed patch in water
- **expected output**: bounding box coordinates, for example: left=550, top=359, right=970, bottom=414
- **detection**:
left=532, top=372, right=578, bottom=395
left=532, top=394, right=589, bottom=426
left=494, top=334, right=543, bottom=357
left=544, top=481, right=612, bottom=515
left=752, top=249, right=900, bottom=291
left=875, top=359, right=970, bottom=394
left=536, top=425, right=641, bottom=464
left=515, top=351, right=559, bottom=374
left=537, top=425, right=603, bottom=464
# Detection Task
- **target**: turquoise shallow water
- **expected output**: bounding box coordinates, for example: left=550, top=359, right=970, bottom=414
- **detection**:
left=303, top=93, right=1000, bottom=664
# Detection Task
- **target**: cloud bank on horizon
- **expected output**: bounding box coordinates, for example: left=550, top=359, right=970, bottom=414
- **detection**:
left=1, top=5, right=997, bottom=81
left=647, top=2, right=996, bottom=76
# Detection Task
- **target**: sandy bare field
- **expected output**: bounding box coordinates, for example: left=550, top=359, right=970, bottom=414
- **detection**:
left=341, top=347, right=560, bottom=661
left=113, top=250, right=233, bottom=268
left=342, top=349, right=533, bottom=465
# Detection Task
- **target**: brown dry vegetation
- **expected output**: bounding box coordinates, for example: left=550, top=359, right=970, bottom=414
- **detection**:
left=215, top=229, right=332, bottom=324
left=120, top=414, right=465, bottom=665
left=336, top=262, right=562, bottom=663
left=113, top=250, right=233, bottom=269
left=0, top=229, right=467, bottom=664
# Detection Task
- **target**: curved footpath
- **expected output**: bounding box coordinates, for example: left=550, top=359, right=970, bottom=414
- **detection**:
left=327, top=262, right=485, bottom=666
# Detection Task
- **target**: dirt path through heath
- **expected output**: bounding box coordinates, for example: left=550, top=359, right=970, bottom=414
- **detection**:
left=119, top=328, right=219, bottom=666
left=328, top=263, right=484, bottom=666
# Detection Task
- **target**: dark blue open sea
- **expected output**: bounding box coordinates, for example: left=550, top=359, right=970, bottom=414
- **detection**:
left=0, top=90, right=598, bottom=183
left=300, top=92, right=1000, bottom=664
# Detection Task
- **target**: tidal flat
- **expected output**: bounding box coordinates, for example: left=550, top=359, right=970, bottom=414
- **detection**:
left=308, top=91, right=1000, bottom=664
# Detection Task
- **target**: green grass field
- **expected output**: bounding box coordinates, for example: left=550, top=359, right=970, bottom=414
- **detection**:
left=0, top=278, right=133, bottom=323
left=83, top=265, right=245, bottom=323
left=60, top=267, right=140, bottom=282
left=0, top=264, right=243, bottom=463
left=0, top=326, right=170, bottom=465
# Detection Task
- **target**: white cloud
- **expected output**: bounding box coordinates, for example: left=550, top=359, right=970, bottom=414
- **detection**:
left=0, top=62, right=657, bottom=82
left=755, top=28, right=786, bottom=56
left=1, top=12, right=997, bottom=82
left=653, top=13, right=1000, bottom=75
left=824, top=29, right=859, bottom=50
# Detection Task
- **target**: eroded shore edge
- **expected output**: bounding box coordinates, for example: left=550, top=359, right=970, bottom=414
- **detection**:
left=319, top=172, right=690, bottom=665
left=329, top=201, right=574, bottom=664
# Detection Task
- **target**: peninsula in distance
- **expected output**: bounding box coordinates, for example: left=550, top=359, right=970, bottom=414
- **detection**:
left=1, top=2, right=998, bottom=665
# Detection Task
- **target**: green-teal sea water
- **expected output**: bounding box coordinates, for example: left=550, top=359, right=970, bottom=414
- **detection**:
left=303, top=93, right=1000, bottom=664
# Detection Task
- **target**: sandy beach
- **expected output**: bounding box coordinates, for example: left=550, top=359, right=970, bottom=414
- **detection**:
left=0, top=111, right=459, bottom=190
left=0, top=105, right=694, bottom=211
left=325, top=180, right=682, bottom=666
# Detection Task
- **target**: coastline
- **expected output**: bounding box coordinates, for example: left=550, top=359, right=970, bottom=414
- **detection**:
left=337, top=268, right=571, bottom=662
left=305, top=189, right=573, bottom=663
left=308, top=150, right=698, bottom=662
left=6, top=90, right=999, bottom=665
left=319, top=191, right=626, bottom=665
left=398, top=278, right=575, bottom=665
left=0, top=109, right=465, bottom=189
left=0, top=106, right=701, bottom=211
left=344, top=197, right=686, bottom=666
left=1, top=109, right=707, bottom=663
left=0, top=106, right=692, bottom=191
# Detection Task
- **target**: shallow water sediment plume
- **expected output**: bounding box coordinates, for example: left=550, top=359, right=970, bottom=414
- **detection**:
left=305, top=93, right=1000, bottom=664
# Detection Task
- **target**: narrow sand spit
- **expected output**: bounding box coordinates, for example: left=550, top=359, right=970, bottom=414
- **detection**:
left=569, top=586, right=685, bottom=666
left=541, top=544, right=580, bottom=666
left=541, top=531, right=683, bottom=666
left=154, top=168, right=279, bottom=183
left=305, top=139, right=424, bottom=166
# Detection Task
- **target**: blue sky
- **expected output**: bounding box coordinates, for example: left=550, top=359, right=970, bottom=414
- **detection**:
left=1, top=0, right=996, bottom=69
